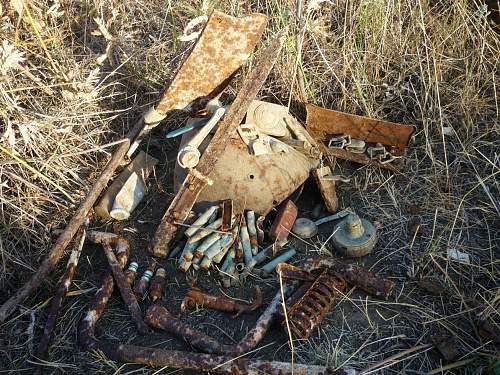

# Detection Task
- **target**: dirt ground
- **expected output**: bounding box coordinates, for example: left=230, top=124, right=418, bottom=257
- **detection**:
left=0, top=1, right=499, bottom=374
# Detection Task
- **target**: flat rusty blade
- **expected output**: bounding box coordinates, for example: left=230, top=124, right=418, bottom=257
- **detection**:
left=149, top=29, right=288, bottom=257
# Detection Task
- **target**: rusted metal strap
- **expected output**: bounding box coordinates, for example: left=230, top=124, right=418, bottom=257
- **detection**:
left=34, top=223, right=87, bottom=373
left=149, top=29, right=288, bottom=257
left=102, top=242, right=149, bottom=334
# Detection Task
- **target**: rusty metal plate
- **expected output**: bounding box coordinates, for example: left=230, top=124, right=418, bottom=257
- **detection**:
left=156, top=11, right=268, bottom=113
left=312, top=166, right=338, bottom=213
left=269, top=200, right=298, bottom=242
left=174, top=136, right=316, bottom=216
left=306, top=104, right=416, bottom=170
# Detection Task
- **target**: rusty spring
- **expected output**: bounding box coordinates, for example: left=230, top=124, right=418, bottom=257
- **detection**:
left=284, top=268, right=346, bottom=339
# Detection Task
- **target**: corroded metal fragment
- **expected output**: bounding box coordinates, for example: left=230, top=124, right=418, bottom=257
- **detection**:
left=269, top=200, right=298, bottom=242
left=312, top=166, right=338, bottom=213
left=155, top=11, right=268, bottom=114
left=302, top=257, right=394, bottom=299
left=145, top=304, right=234, bottom=354
left=181, top=286, right=262, bottom=318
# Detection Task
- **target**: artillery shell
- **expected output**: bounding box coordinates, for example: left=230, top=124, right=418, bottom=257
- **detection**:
left=246, top=210, right=259, bottom=255
left=193, top=232, right=222, bottom=259
left=260, top=248, right=297, bottom=274
left=185, top=206, right=218, bottom=237
left=124, top=262, right=139, bottom=285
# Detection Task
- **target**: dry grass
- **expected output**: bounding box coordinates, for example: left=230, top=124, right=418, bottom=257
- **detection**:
left=0, top=0, right=499, bottom=373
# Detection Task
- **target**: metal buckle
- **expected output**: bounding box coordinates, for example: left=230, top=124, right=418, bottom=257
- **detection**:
left=328, top=134, right=351, bottom=149
left=345, top=138, right=366, bottom=153
left=367, top=143, right=387, bottom=160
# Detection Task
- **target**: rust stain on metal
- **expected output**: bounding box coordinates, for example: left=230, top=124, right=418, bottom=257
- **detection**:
left=35, top=223, right=87, bottom=372
left=181, top=286, right=262, bottom=318
left=133, top=261, right=157, bottom=299
left=221, top=199, right=233, bottom=232
left=306, top=104, right=415, bottom=171
left=150, top=30, right=288, bottom=257
left=155, top=11, right=268, bottom=114
left=269, top=200, right=298, bottom=242
left=284, top=268, right=346, bottom=339
left=102, top=242, right=149, bottom=334
left=145, top=304, right=234, bottom=354
left=312, top=166, right=338, bottom=213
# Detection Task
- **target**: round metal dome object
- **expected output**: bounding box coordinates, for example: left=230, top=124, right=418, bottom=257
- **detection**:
left=252, top=103, right=288, bottom=137
left=292, top=218, right=318, bottom=239
left=332, top=213, right=377, bottom=257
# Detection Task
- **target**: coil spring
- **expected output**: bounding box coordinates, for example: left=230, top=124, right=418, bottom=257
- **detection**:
left=284, top=268, right=346, bottom=339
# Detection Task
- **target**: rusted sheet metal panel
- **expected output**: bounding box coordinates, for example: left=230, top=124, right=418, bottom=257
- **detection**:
left=285, top=269, right=346, bottom=339
left=181, top=286, right=262, bottom=318
left=306, top=104, right=415, bottom=170
left=269, top=200, right=298, bottom=242
left=156, top=11, right=268, bottom=114
left=149, top=30, right=287, bottom=257
left=312, top=166, right=338, bottom=213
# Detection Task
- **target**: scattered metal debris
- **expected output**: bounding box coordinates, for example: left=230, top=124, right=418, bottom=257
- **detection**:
left=35, top=223, right=87, bottom=372
left=260, top=248, right=297, bottom=274
left=150, top=29, right=287, bottom=257
left=181, top=286, right=262, bottom=317
left=331, top=213, right=378, bottom=257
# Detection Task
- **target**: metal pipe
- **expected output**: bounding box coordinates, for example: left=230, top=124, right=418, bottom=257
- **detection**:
left=240, top=217, right=253, bottom=266
left=187, top=218, right=223, bottom=244
left=145, top=304, right=235, bottom=354
left=220, top=248, right=235, bottom=273
left=181, top=239, right=201, bottom=262
left=184, top=205, right=218, bottom=237
left=260, top=248, right=296, bottom=274
left=193, top=232, right=223, bottom=260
